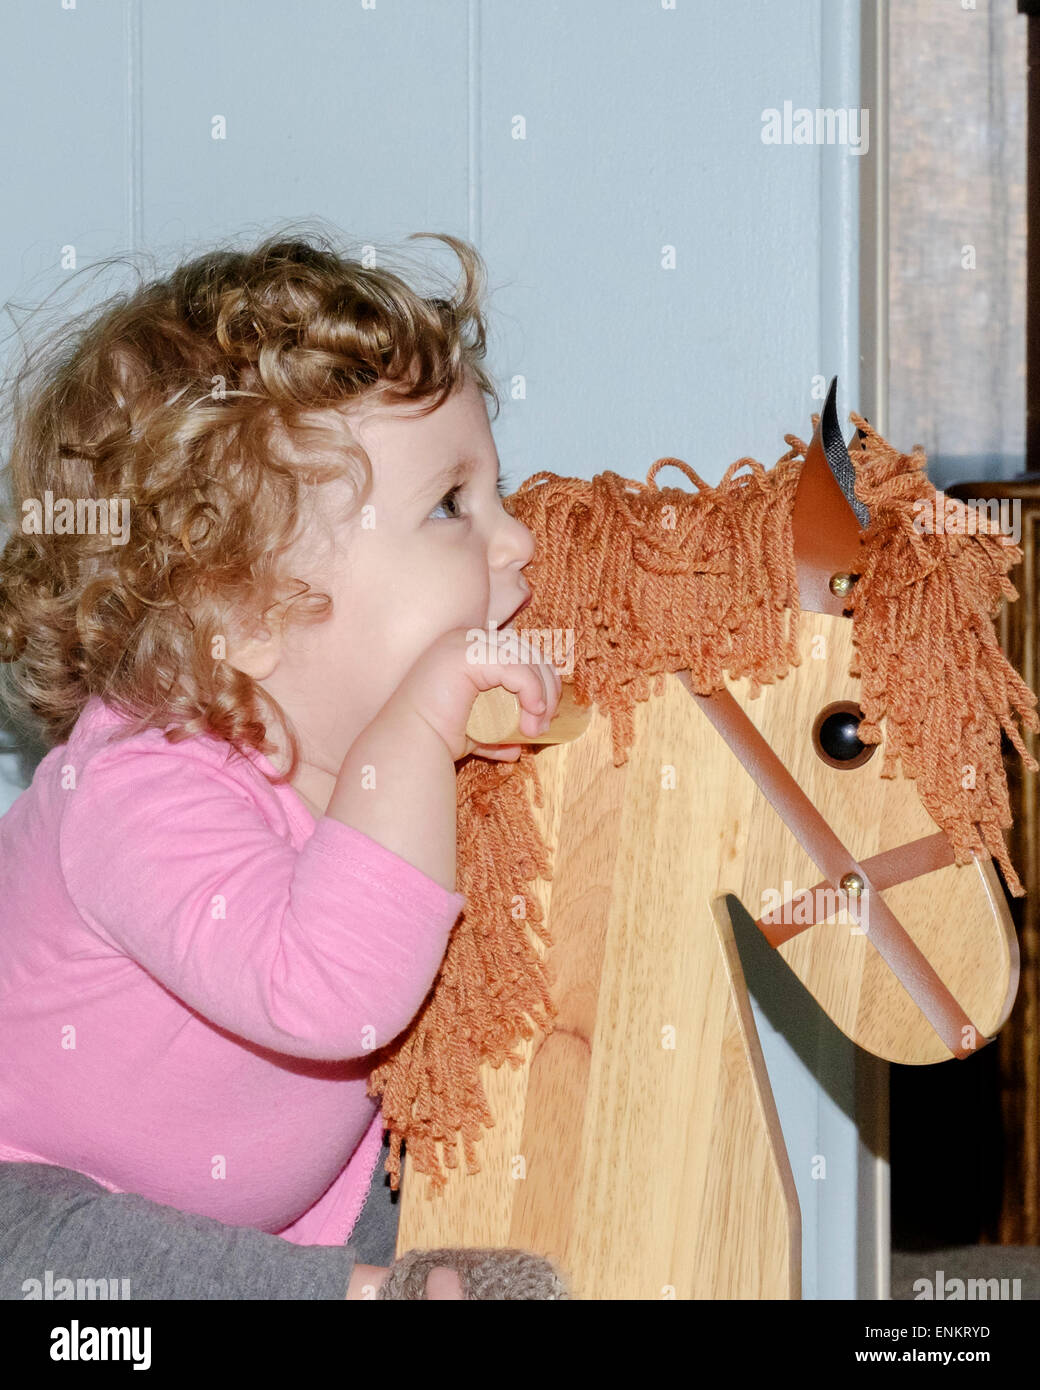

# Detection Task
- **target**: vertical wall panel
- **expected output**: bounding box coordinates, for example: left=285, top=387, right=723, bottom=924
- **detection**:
left=0, top=3, right=128, bottom=282
left=479, top=0, right=826, bottom=479
left=140, top=1, right=472, bottom=253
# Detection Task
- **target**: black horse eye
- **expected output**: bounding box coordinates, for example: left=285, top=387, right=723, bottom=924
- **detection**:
left=812, top=702, right=876, bottom=770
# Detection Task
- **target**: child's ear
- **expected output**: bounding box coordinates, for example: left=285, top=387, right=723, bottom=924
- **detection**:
left=224, top=619, right=282, bottom=681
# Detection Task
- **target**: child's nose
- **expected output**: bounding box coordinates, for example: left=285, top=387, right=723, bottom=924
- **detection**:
left=492, top=511, right=536, bottom=568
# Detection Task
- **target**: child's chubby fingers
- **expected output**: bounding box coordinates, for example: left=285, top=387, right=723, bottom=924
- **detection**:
left=476, top=655, right=558, bottom=740
left=518, top=664, right=561, bottom=737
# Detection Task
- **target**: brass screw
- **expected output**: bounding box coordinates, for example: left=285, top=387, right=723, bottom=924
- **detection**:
left=829, top=572, right=854, bottom=597
left=840, top=872, right=864, bottom=897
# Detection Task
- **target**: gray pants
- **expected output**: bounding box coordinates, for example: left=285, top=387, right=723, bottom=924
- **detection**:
left=0, top=1131, right=402, bottom=1300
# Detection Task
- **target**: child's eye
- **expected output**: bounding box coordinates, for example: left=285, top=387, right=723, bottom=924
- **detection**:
left=429, top=484, right=466, bottom=521
left=429, top=472, right=512, bottom=520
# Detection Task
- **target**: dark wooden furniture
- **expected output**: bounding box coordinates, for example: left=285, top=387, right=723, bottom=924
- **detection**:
left=947, top=476, right=1040, bottom=1243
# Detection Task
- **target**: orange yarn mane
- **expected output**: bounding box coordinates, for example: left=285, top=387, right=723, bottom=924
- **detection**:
left=367, top=411, right=1039, bottom=1194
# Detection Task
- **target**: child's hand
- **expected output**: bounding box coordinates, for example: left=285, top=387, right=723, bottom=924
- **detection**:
left=395, top=625, right=563, bottom=764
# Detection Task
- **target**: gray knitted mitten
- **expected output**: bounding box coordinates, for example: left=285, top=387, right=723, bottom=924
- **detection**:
left=376, top=1247, right=572, bottom=1300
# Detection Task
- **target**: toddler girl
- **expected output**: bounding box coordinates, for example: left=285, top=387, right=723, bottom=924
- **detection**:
left=0, top=229, right=561, bottom=1300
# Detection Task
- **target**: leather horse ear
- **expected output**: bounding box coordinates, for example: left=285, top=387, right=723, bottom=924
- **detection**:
left=820, top=374, right=870, bottom=528
left=791, top=375, right=867, bottom=618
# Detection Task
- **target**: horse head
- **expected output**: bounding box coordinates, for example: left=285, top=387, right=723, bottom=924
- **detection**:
left=686, top=377, right=1023, bottom=1064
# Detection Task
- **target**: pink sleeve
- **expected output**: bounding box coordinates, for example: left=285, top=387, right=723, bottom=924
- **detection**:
left=58, top=746, right=465, bottom=1060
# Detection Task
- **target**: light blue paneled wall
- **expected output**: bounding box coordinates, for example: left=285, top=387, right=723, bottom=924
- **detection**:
left=0, top=0, right=871, bottom=1298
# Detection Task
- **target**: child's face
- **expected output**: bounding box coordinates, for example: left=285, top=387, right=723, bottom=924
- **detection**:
left=252, top=371, right=536, bottom=779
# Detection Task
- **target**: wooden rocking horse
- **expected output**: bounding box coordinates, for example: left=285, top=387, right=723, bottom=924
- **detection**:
left=367, top=378, right=1039, bottom=1300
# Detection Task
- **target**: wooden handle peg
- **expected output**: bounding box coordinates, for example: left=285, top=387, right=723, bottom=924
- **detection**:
left=466, top=682, right=593, bottom=746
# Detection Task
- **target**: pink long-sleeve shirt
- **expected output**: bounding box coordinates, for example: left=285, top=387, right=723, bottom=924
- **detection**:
left=0, top=694, right=465, bottom=1246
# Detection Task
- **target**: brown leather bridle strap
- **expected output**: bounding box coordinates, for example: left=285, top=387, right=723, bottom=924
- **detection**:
left=678, top=672, right=986, bottom=1059
left=757, top=832, right=957, bottom=944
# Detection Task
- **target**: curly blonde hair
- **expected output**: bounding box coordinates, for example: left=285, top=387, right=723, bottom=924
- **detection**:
left=0, top=226, right=500, bottom=781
